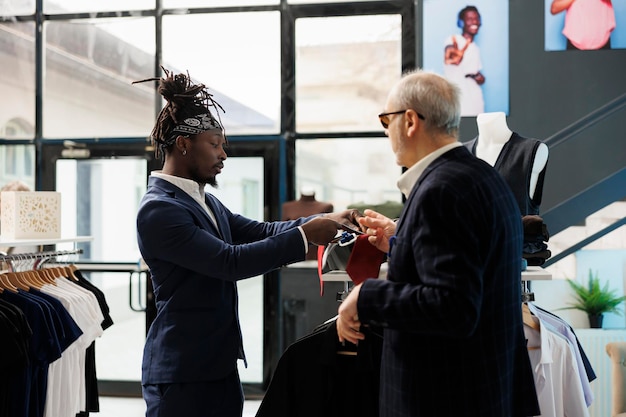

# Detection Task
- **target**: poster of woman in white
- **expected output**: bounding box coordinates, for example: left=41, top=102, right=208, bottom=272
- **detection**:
left=423, top=1, right=509, bottom=117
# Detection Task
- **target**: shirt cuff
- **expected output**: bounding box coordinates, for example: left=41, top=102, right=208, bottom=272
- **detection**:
left=297, top=226, right=308, bottom=254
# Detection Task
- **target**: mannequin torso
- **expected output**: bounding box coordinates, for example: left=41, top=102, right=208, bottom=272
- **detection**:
left=475, top=112, right=513, bottom=166
left=475, top=112, right=548, bottom=199
left=281, top=192, right=333, bottom=221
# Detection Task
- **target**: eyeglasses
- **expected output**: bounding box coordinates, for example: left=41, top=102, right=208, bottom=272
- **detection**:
left=378, top=109, right=425, bottom=129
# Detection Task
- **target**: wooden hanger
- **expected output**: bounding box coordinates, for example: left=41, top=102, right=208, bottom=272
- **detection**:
left=65, top=264, right=79, bottom=282
left=6, top=272, right=30, bottom=291
left=35, top=268, right=54, bottom=285
left=337, top=341, right=358, bottom=356
left=522, top=303, right=540, bottom=331
left=51, top=266, right=63, bottom=279
left=0, top=273, right=19, bottom=293
left=337, top=336, right=359, bottom=356
left=23, top=270, right=44, bottom=290
left=522, top=303, right=541, bottom=351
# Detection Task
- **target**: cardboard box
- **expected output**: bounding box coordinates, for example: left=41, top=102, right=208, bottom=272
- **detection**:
left=0, top=191, right=61, bottom=239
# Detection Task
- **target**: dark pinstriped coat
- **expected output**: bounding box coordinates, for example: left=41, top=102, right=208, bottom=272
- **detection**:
left=358, top=146, right=540, bottom=417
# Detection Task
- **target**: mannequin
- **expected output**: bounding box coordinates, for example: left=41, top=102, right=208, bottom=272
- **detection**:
left=474, top=112, right=514, bottom=166
left=474, top=112, right=548, bottom=199
left=282, top=187, right=333, bottom=260
left=465, top=112, right=549, bottom=215
left=281, top=187, right=333, bottom=221
left=469, top=113, right=551, bottom=265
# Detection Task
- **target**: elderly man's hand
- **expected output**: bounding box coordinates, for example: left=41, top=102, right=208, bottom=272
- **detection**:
left=358, top=209, right=396, bottom=254
left=337, top=284, right=366, bottom=345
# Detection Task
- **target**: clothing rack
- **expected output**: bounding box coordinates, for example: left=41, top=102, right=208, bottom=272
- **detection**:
left=0, top=248, right=83, bottom=262
left=0, top=249, right=83, bottom=273
left=0, top=245, right=112, bottom=417
left=521, top=280, right=534, bottom=302
left=520, top=267, right=551, bottom=303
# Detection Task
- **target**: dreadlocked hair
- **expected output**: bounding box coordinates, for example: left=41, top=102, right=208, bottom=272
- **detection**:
left=132, top=66, right=225, bottom=158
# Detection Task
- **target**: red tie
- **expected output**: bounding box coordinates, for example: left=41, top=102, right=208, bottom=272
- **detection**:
left=345, top=234, right=385, bottom=285
left=317, top=245, right=326, bottom=296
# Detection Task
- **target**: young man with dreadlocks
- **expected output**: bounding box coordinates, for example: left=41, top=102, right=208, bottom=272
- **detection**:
left=134, top=68, right=360, bottom=417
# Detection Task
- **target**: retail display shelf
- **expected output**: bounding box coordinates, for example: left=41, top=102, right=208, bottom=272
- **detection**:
left=522, top=266, right=552, bottom=281
left=289, top=262, right=550, bottom=282
left=321, top=263, right=389, bottom=282
left=0, top=235, right=93, bottom=247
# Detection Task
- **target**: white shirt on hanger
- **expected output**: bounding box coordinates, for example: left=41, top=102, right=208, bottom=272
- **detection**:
left=524, top=319, right=589, bottom=417
left=42, top=278, right=104, bottom=417
left=528, top=302, right=593, bottom=406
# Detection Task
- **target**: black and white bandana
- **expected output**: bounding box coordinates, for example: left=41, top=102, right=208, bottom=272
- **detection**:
left=160, top=112, right=224, bottom=149
left=171, top=113, right=223, bottom=136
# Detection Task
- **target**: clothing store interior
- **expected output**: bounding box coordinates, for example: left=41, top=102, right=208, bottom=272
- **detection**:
left=1, top=1, right=625, bottom=416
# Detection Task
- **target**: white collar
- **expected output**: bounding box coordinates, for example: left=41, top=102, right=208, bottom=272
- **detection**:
left=397, top=142, right=462, bottom=198
left=152, top=171, right=206, bottom=202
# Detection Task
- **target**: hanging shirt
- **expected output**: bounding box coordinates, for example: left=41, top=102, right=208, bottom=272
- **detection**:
left=527, top=302, right=594, bottom=406
left=524, top=318, right=589, bottom=417
left=0, top=299, right=32, bottom=417
left=0, top=290, right=61, bottom=417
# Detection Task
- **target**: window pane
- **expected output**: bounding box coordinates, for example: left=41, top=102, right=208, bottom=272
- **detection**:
left=0, top=22, right=35, bottom=139
left=296, top=138, right=403, bottom=216
left=163, top=0, right=277, bottom=7
left=296, top=15, right=401, bottom=133
left=44, top=0, right=154, bottom=14
left=289, top=0, right=376, bottom=3
left=43, top=18, right=156, bottom=139
left=0, top=145, right=36, bottom=190
left=162, top=12, right=280, bottom=135
left=0, top=0, right=33, bottom=16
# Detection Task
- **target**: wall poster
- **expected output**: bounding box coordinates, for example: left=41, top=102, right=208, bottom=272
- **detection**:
left=545, top=0, right=626, bottom=51
left=423, top=1, right=509, bottom=117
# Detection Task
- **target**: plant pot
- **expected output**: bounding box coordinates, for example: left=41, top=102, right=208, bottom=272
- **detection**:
left=588, top=313, right=604, bottom=329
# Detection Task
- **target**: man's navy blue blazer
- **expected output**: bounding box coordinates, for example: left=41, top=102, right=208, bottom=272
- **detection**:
left=358, top=146, right=540, bottom=416
left=137, top=176, right=314, bottom=385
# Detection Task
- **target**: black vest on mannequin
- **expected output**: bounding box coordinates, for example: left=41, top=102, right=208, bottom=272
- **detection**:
left=465, top=132, right=547, bottom=216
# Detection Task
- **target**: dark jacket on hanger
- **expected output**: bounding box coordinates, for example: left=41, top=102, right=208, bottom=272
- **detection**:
left=256, top=319, right=382, bottom=417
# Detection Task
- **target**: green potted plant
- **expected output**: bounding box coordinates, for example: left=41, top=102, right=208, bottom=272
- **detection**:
left=561, top=269, right=626, bottom=328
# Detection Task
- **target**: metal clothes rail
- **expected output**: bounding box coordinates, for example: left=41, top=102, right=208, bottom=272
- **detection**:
left=0, top=248, right=83, bottom=262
